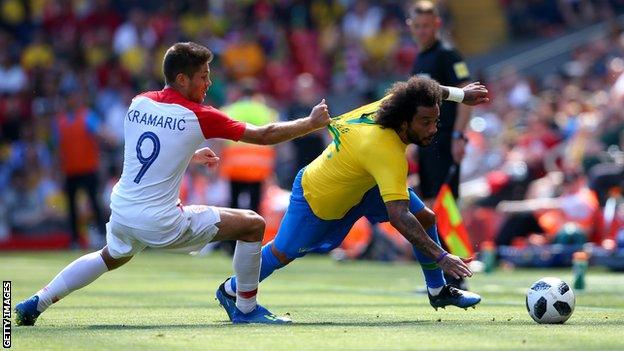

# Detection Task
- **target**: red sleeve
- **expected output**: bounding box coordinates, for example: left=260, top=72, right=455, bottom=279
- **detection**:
left=196, top=106, right=246, bottom=141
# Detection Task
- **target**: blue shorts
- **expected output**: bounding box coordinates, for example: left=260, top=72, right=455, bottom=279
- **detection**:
left=273, top=169, right=425, bottom=259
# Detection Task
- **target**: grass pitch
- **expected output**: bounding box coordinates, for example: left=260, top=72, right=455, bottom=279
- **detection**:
left=2, top=250, right=623, bottom=351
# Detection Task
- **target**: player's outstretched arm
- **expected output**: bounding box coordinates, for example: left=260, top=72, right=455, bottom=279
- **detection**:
left=385, top=200, right=473, bottom=280
left=239, top=99, right=330, bottom=145
left=440, top=82, right=489, bottom=106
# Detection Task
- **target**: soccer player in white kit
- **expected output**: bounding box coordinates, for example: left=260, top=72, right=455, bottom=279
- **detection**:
left=15, top=42, right=331, bottom=325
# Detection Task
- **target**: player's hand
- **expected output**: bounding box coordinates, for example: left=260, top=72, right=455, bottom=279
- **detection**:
left=461, top=82, right=489, bottom=106
left=308, top=98, right=331, bottom=129
left=437, top=253, right=473, bottom=280
left=191, top=147, right=220, bottom=168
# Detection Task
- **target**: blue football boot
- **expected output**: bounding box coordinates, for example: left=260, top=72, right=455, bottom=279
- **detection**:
left=231, top=304, right=291, bottom=324
left=215, top=281, right=238, bottom=321
left=216, top=281, right=291, bottom=324
left=15, top=296, right=41, bottom=326
left=428, top=284, right=481, bottom=310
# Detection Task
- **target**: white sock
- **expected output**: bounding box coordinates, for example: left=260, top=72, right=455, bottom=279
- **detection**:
left=36, top=251, right=109, bottom=312
left=428, top=286, right=443, bottom=296
left=224, top=278, right=236, bottom=297
left=232, top=240, right=261, bottom=314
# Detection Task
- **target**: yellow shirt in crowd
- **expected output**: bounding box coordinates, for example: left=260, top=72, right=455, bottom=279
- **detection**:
left=302, top=98, right=409, bottom=220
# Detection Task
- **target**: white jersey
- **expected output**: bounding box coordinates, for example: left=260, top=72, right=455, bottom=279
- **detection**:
left=110, top=87, right=245, bottom=232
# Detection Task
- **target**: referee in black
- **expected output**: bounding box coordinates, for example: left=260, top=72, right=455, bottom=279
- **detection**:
left=407, top=1, right=473, bottom=289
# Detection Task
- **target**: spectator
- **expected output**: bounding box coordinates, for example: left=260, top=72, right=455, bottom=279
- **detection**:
left=495, top=171, right=599, bottom=246
left=112, top=8, right=156, bottom=55
left=54, top=88, right=107, bottom=248
left=221, top=30, right=266, bottom=80
left=220, top=78, right=278, bottom=214
left=283, top=73, right=328, bottom=185
left=342, top=0, right=383, bottom=42
left=3, top=163, right=65, bottom=235
left=0, top=51, right=26, bottom=94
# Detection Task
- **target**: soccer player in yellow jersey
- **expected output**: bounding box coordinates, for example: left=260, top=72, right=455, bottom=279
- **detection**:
left=217, top=77, right=489, bottom=321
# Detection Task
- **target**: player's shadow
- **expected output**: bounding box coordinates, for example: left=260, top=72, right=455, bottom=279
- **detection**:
left=86, top=319, right=429, bottom=330
left=287, top=320, right=430, bottom=327
left=85, top=317, right=623, bottom=330
left=86, top=320, right=439, bottom=331
left=87, top=324, right=216, bottom=330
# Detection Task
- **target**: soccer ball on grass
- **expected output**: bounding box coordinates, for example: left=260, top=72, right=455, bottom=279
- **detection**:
left=526, top=277, right=575, bottom=324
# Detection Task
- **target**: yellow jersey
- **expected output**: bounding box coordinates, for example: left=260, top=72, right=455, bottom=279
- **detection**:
left=302, top=98, right=409, bottom=220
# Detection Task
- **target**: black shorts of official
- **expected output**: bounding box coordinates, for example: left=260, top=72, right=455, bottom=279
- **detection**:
left=417, top=130, right=460, bottom=199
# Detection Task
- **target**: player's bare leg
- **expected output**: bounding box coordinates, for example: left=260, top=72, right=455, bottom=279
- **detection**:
left=15, top=247, right=132, bottom=326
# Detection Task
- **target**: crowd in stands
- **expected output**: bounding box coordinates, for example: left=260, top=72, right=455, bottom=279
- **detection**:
left=0, top=0, right=622, bottom=254
left=502, top=0, right=624, bottom=38
left=461, top=16, right=624, bottom=252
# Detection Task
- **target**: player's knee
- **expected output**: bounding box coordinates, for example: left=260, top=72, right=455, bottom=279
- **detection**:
left=100, top=247, right=132, bottom=271
left=249, top=211, right=266, bottom=241
left=240, top=210, right=265, bottom=242
left=417, top=208, right=437, bottom=229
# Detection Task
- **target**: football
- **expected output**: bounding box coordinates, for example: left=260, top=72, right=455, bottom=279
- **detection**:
left=526, top=277, right=575, bottom=324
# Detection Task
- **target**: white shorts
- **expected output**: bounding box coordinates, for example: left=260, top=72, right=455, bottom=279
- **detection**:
left=106, top=205, right=221, bottom=258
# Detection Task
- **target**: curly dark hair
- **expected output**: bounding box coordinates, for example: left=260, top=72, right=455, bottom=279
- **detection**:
left=375, top=76, right=443, bottom=131
left=163, top=42, right=213, bottom=85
